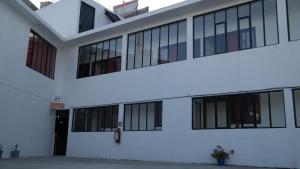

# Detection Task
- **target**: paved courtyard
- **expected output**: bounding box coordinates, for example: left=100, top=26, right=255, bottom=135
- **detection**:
left=0, top=157, right=274, bottom=169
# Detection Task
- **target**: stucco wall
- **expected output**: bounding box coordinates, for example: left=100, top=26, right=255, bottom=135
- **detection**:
left=0, top=1, right=60, bottom=158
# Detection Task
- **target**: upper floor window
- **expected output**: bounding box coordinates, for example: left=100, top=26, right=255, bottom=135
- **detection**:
left=287, top=0, right=300, bottom=41
left=293, top=89, right=300, bottom=128
left=124, top=101, right=162, bottom=131
left=77, top=36, right=122, bottom=78
left=194, top=0, right=278, bottom=58
left=26, top=30, right=56, bottom=79
left=192, top=91, right=286, bottom=129
left=72, top=105, right=119, bottom=132
left=79, top=2, right=95, bottom=33
left=127, top=20, right=187, bottom=70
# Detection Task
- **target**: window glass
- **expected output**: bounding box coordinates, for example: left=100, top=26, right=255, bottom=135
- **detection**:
left=251, top=1, right=264, bottom=47
left=239, top=18, right=251, bottom=49
left=287, top=0, right=300, bottom=41
left=78, top=46, right=90, bottom=78
left=193, top=91, right=285, bottom=129
left=72, top=105, right=118, bottom=132
left=227, top=7, right=239, bottom=52
left=270, top=92, right=285, bottom=127
left=26, top=30, right=57, bottom=79
left=135, top=32, right=143, bottom=69
left=204, top=13, right=215, bottom=56
left=294, top=90, right=300, bottom=127
left=216, top=23, right=226, bottom=54
left=264, top=0, right=278, bottom=45
left=215, top=10, right=225, bottom=23
left=95, top=43, right=103, bottom=75
left=127, top=34, right=136, bottom=70
left=169, top=23, right=178, bottom=62
left=178, top=21, right=187, bottom=61
left=143, top=30, right=151, bottom=67
left=194, top=16, right=204, bottom=58
left=160, top=25, right=169, bottom=64
left=151, top=28, right=160, bottom=66
left=193, top=99, right=202, bottom=129
left=131, top=104, right=139, bottom=130
left=124, top=105, right=131, bottom=131
left=108, top=39, right=116, bottom=73
left=102, top=41, right=109, bottom=74
left=139, top=104, right=147, bottom=130
left=238, top=4, right=250, bottom=18
left=147, top=103, right=155, bottom=130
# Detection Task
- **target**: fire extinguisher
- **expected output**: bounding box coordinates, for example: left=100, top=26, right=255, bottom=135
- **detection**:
left=114, top=127, right=121, bottom=144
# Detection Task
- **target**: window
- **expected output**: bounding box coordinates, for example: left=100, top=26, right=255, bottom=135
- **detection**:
left=79, top=2, right=95, bottom=33
left=124, top=101, right=162, bottom=131
left=26, top=30, right=56, bottom=79
left=77, top=36, right=122, bottom=78
left=127, top=20, right=187, bottom=70
left=294, top=89, right=300, bottom=128
left=72, top=105, right=118, bottom=132
left=192, top=91, right=286, bottom=129
left=193, top=0, right=278, bottom=58
left=287, top=0, right=300, bottom=41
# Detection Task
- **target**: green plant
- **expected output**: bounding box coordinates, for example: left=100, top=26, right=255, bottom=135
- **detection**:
left=211, top=145, right=232, bottom=160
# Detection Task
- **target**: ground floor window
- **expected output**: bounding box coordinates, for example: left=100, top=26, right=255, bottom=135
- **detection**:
left=192, top=91, right=286, bottom=129
left=294, top=89, right=300, bottom=128
left=124, top=101, right=162, bottom=131
left=72, top=105, right=118, bottom=132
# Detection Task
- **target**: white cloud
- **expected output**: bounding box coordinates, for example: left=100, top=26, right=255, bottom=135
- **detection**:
left=30, top=0, right=185, bottom=11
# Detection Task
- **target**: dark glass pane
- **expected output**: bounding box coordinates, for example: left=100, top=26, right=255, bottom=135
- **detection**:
left=294, top=90, right=300, bottom=127
left=124, top=105, right=132, bottom=131
left=238, top=4, right=249, bottom=18
left=143, top=30, right=151, bottom=67
left=287, top=0, right=300, bottom=41
left=227, top=7, right=239, bottom=52
left=215, top=10, right=225, bottom=23
left=169, top=23, right=178, bottom=62
left=264, top=0, right=278, bottom=45
left=178, top=20, right=187, bottom=61
left=194, top=16, right=204, bottom=58
left=151, top=28, right=160, bottom=66
left=78, top=46, right=90, bottom=78
left=26, top=32, right=34, bottom=67
left=102, top=41, right=109, bottom=74
left=216, top=23, right=226, bottom=54
left=239, top=18, right=251, bottom=49
left=108, top=39, right=116, bottom=73
left=159, top=25, right=169, bottom=64
left=204, top=13, right=215, bottom=56
left=31, top=35, right=39, bottom=69
left=251, top=1, right=265, bottom=48
left=127, top=34, right=135, bottom=70
left=73, top=109, right=86, bottom=132
left=135, top=32, right=143, bottom=68
left=155, top=102, right=162, bottom=129
left=193, top=99, right=202, bottom=129
left=95, top=43, right=103, bottom=75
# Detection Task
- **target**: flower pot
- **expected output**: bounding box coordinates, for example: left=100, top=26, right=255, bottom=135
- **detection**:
left=0, top=150, right=3, bottom=159
left=11, top=151, right=20, bottom=158
left=217, top=159, right=225, bottom=166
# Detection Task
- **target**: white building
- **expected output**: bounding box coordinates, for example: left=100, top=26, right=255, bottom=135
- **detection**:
left=0, top=0, right=300, bottom=168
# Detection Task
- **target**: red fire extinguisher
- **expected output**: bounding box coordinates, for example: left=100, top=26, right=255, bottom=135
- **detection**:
left=114, top=127, right=121, bottom=144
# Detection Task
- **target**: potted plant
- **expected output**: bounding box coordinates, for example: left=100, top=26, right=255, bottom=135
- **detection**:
left=0, top=144, right=3, bottom=159
left=11, top=144, right=20, bottom=158
left=211, top=145, right=233, bottom=166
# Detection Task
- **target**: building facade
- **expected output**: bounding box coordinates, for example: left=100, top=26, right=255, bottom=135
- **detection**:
left=0, top=0, right=300, bottom=168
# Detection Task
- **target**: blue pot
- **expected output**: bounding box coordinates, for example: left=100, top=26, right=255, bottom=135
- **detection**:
left=11, top=151, right=20, bottom=158
left=217, top=159, right=225, bottom=166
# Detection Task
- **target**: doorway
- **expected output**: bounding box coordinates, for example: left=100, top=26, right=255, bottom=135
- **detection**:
left=53, top=110, right=69, bottom=156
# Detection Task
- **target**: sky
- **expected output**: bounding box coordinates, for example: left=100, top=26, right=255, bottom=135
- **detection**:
left=31, top=0, right=185, bottom=11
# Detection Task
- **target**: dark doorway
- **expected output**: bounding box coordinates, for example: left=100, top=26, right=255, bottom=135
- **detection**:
left=53, top=110, right=69, bottom=156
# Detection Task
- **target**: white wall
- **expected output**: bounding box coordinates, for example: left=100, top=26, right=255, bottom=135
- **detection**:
left=58, top=0, right=300, bottom=168
left=0, top=0, right=60, bottom=158
left=36, top=0, right=112, bottom=38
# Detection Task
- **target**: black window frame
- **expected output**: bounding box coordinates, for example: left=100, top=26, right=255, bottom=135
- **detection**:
left=72, top=105, right=119, bottom=132
left=126, top=19, right=187, bottom=70
left=77, top=36, right=122, bottom=79
left=192, top=90, right=287, bottom=130
left=123, top=101, right=163, bottom=131
left=26, top=29, right=57, bottom=79
left=193, top=0, right=279, bottom=58
left=293, top=88, right=300, bottom=128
